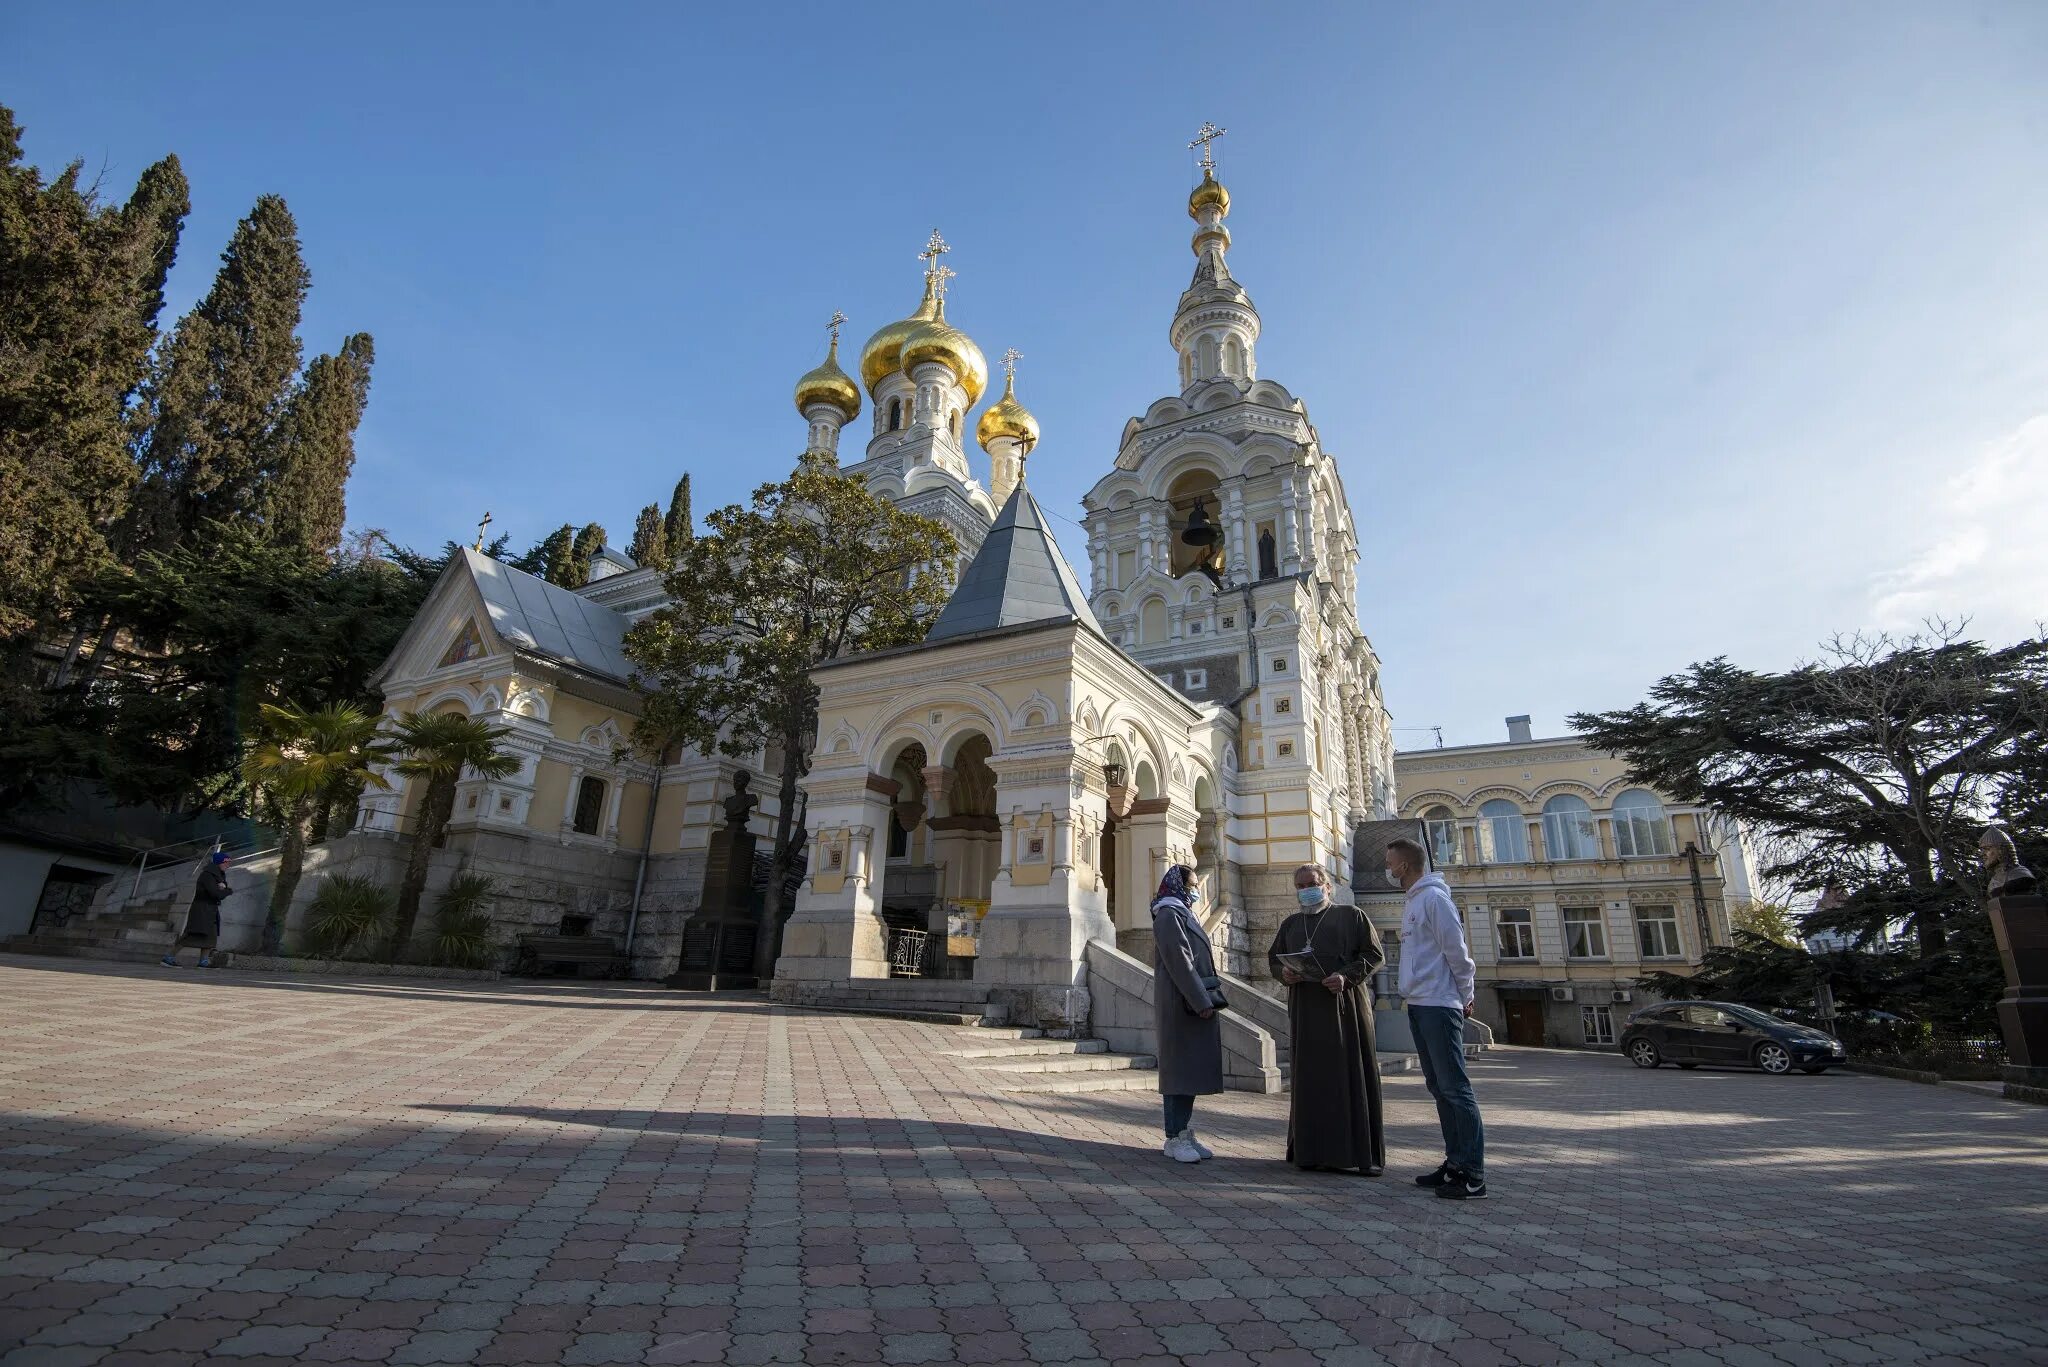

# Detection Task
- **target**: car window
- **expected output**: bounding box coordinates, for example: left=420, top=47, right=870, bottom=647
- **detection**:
left=1681, top=1005, right=1726, bottom=1027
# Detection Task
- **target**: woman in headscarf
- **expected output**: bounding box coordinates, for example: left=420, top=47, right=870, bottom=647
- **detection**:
left=1152, top=863, right=1226, bottom=1163
left=162, top=851, right=231, bottom=969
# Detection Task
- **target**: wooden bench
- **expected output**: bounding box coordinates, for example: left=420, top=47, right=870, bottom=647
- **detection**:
left=514, top=933, right=626, bottom=979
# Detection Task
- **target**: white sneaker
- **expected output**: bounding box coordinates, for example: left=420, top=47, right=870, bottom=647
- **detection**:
left=1185, top=1128, right=1215, bottom=1160
left=1163, top=1133, right=1202, bottom=1164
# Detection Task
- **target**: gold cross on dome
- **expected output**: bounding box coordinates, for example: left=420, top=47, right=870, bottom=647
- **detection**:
left=999, top=348, right=1021, bottom=381
left=473, top=510, right=493, bottom=551
left=1189, top=121, right=1227, bottom=175
left=826, top=310, right=847, bottom=344
left=918, top=228, right=951, bottom=278
left=930, top=262, right=956, bottom=300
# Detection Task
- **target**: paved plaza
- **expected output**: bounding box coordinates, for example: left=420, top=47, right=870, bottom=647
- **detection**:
left=3, top=956, right=2046, bottom=1367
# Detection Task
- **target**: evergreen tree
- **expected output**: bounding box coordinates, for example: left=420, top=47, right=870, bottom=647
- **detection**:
left=0, top=106, right=189, bottom=646
left=662, top=473, right=692, bottom=553
left=266, top=332, right=374, bottom=556
left=129, top=194, right=310, bottom=554
left=568, top=522, right=607, bottom=587
left=530, top=524, right=575, bottom=586
left=627, top=466, right=956, bottom=980
left=627, top=503, right=668, bottom=570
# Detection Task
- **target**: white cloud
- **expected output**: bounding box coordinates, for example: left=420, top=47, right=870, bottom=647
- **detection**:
left=1870, top=414, right=2048, bottom=635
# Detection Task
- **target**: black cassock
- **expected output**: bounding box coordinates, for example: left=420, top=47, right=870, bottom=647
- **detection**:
left=1267, top=903, right=1386, bottom=1172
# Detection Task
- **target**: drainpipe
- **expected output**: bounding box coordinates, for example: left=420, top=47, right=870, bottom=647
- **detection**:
left=624, top=758, right=664, bottom=958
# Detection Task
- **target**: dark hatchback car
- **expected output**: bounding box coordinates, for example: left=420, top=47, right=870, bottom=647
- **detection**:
left=1621, top=1000, right=1847, bottom=1075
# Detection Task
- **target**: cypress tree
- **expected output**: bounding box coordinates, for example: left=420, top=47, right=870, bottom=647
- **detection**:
left=627, top=503, right=667, bottom=570
left=130, top=194, right=310, bottom=553
left=532, top=525, right=575, bottom=586
left=267, top=332, right=375, bottom=556
left=0, top=105, right=189, bottom=647
left=568, top=522, right=607, bottom=587
left=663, top=474, right=693, bottom=552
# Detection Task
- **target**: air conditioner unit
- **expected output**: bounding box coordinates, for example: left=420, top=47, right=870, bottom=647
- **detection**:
left=1612, top=989, right=1633, bottom=1003
left=1549, top=986, right=1574, bottom=1003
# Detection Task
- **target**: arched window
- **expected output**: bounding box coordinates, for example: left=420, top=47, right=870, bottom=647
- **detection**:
left=1477, top=799, right=1529, bottom=864
left=1541, top=794, right=1598, bottom=861
left=1197, top=335, right=1219, bottom=377
left=1139, top=596, right=1168, bottom=643
left=888, top=397, right=903, bottom=431
left=1613, top=789, right=1673, bottom=857
left=1180, top=352, right=1193, bottom=387
left=950, top=410, right=962, bottom=440
left=572, top=776, right=606, bottom=836
left=1224, top=336, right=1245, bottom=377
left=1423, top=805, right=1460, bottom=867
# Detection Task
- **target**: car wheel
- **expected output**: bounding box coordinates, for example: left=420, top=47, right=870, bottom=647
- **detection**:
left=1677, top=1062, right=1699, bottom=1070
left=1754, top=1042, right=1793, bottom=1075
left=1627, top=1038, right=1661, bottom=1068
left=1800, top=1065, right=1829, bottom=1074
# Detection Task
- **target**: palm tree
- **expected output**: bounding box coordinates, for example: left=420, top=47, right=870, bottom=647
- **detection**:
left=385, top=711, right=520, bottom=960
left=243, top=702, right=395, bottom=955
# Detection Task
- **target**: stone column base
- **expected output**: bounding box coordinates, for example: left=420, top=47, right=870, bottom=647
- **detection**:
left=2002, top=1063, right=2048, bottom=1106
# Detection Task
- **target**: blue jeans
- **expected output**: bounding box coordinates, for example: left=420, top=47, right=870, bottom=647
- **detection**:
left=1163, top=1093, right=1195, bottom=1138
left=1409, top=1006, right=1484, bottom=1177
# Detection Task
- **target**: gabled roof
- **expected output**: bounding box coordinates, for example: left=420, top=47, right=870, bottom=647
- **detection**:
left=461, top=548, right=633, bottom=683
left=925, top=482, right=1104, bottom=644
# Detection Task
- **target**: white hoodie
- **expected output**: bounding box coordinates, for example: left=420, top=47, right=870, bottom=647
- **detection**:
left=1398, top=871, right=1476, bottom=1010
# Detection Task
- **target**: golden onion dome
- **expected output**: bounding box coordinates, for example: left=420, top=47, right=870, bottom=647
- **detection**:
left=793, top=337, right=861, bottom=420
left=899, top=303, right=988, bottom=404
left=976, top=371, right=1039, bottom=452
left=859, top=279, right=940, bottom=392
left=1188, top=170, right=1231, bottom=219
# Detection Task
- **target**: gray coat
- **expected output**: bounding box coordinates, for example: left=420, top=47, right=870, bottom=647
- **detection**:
left=1152, top=897, right=1225, bottom=1096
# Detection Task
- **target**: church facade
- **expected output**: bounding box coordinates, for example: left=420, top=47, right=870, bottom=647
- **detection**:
left=358, top=146, right=1394, bottom=1007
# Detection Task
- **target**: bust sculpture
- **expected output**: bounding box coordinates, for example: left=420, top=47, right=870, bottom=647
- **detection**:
left=1981, top=825, right=2039, bottom=899
left=723, top=770, right=760, bottom=830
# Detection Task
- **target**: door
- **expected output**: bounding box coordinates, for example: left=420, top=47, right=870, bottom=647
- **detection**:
left=1503, top=998, right=1545, bottom=1047
left=1685, top=1006, right=1749, bottom=1064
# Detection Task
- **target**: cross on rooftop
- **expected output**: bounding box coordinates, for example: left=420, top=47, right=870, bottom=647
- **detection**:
left=1189, top=121, right=1227, bottom=175
left=826, top=310, right=847, bottom=344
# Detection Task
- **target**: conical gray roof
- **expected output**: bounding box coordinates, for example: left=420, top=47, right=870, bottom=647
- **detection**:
left=925, top=482, right=1104, bottom=643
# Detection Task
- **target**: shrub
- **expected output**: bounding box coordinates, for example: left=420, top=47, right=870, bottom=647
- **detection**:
left=431, top=871, right=499, bottom=969
left=304, top=874, right=392, bottom=959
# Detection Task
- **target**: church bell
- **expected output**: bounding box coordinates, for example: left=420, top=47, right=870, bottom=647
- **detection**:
left=1180, top=495, right=1220, bottom=548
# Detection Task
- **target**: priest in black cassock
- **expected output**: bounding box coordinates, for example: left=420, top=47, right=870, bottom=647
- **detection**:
left=1267, top=863, right=1386, bottom=1175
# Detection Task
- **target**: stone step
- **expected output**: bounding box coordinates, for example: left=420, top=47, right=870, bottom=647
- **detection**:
left=953, top=1027, right=1045, bottom=1042
left=786, top=1004, right=986, bottom=1028
left=996, top=1071, right=1161, bottom=1094
left=946, top=1039, right=1109, bottom=1060
left=976, top=1052, right=1158, bottom=1076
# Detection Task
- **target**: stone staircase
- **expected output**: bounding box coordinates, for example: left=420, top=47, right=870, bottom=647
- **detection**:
left=1, top=894, right=205, bottom=966
left=772, top=977, right=994, bottom=1026
left=941, top=1027, right=1159, bottom=1094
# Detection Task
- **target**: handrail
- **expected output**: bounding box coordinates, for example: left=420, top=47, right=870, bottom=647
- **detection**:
left=130, top=835, right=275, bottom=900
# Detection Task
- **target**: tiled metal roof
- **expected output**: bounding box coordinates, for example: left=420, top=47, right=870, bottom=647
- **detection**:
left=463, top=548, right=634, bottom=683
left=924, top=482, right=1104, bottom=644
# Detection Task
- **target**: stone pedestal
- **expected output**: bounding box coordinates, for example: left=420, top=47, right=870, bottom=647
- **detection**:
left=1989, top=892, right=2048, bottom=1103
left=668, top=821, right=758, bottom=991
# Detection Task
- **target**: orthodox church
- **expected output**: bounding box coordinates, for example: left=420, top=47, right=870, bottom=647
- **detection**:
left=361, top=136, right=1395, bottom=1019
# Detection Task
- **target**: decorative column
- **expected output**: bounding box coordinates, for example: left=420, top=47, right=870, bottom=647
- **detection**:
left=1224, top=485, right=1249, bottom=582
left=769, top=767, right=896, bottom=997
left=1280, top=477, right=1301, bottom=575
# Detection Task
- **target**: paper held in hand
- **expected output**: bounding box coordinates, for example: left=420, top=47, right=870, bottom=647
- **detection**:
left=1274, top=949, right=1327, bottom=980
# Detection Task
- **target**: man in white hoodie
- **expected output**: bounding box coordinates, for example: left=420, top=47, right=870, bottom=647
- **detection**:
left=1386, top=837, right=1486, bottom=1199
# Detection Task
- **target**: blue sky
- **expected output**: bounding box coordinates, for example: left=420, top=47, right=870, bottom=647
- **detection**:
left=8, top=2, right=2045, bottom=747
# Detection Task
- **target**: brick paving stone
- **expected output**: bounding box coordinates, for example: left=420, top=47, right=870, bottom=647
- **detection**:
left=5, top=960, right=2048, bottom=1367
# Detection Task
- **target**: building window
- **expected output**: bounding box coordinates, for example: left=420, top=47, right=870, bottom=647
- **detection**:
left=1563, top=906, right=1607, bottom=959
left=1272, top=657, right=1288, bottom=673
left=1187, top=621, right=1202, bottom=636
left=1636, top=905, right=1682, bottom=959
left=1477, top=799, right=1529, bottom=863
left=1276, top=740, right=1295, bottom=757
left=1221, top=614, right=1235, bottom=629
left=1541, top=794, right=1599, bottom=860
left=1581, top=1004, right=1615, bottom=1045
left=1184, top=668, right=1207, bottom=690
left=1274, top=696, right=1292, bottom=714
left=571, top=776, right=607, bottom=836
left=1423, top=805, right=1460, bottom=867
left=888, top=398, right=903, bottom=431
left=1496, top=907, right=1536, bottom=959
left=1613, top=788, right=1674, bottom=857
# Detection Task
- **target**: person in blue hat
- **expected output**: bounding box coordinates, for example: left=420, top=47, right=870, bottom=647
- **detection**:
left=163, top=851, right=231, bottom=969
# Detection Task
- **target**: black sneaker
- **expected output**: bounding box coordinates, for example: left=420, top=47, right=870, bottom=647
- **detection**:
left=1434, top=1170, right=1487, bottom=1200
left=1414, top=1162, right=1453, bottom=1188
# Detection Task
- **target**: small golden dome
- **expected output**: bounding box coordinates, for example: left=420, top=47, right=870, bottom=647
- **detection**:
left=976, top=371, right=1039, bottom=451
left=793, top=337, right=861, bottom=420
left=1188, top=170, right=1231, bottom=219
left=859, top=279, right=940, bottom=392
left=900, top=303, right=988, bottom=405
